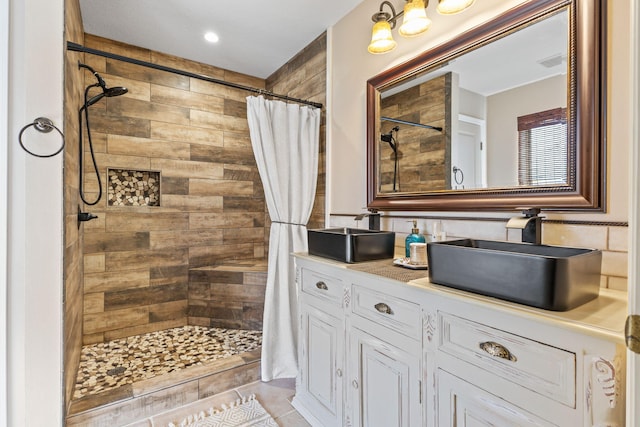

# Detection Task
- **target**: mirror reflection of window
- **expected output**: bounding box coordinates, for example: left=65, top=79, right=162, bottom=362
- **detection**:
left=517, top=108, right=567, bottom=186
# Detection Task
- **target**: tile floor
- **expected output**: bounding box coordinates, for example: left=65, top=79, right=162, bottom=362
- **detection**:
left=74, top=326, right=262, bottom=399
left=124, top=378, right=311, bottom=427
left=69, top=325, right=310, bottom=426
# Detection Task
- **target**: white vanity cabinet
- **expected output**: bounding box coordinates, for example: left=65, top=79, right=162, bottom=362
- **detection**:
left=293, top=257, right=423, bottom=427
left=436, top=369, right=559, bottom=427
left=293, top=254, right=626, bottom=427
left=430, top=301, right=626, bottom=427
left=347, top=326, right=421, bottom=427
left=347, top=282, right=423, bottom=427
left=294, top=266, right=346, bottom=427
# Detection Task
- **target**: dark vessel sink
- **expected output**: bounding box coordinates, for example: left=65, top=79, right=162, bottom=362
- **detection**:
left=427, top=239, right=602, bottom=311
left=308, top=228, right=395, bottom=263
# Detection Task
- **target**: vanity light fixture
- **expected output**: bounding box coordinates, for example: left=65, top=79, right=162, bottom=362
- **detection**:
left=436, top=0, right=475, bottom=15
left=368, top=0, right=474, bottom=54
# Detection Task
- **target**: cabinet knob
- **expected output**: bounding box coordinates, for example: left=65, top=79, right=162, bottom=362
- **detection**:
left=336, top=368, right=343, bottom=378
left=479, top=341, right=518, bottom=362
left=352, top=379, right=359, bottom=389
left=374, top=302, right=393, bottom=315
left=315, top=281, right=328, bottom=290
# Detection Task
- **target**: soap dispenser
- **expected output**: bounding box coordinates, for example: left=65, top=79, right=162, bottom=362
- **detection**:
left=405, top=220, right=426, bottom=257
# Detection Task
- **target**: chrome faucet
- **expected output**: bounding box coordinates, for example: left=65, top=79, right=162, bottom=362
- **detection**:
left=506, top=208, right=543, bottom=244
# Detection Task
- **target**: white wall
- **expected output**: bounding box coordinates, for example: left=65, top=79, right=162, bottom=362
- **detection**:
left=6, top=0, right=64, bottom=425
left=458, top=88, right=485, bottom=119
left=329, top=0, right=524, bottom=216
left=328, top=0, right=631, bottom=223
left=486, top=74, right=566, bottom=188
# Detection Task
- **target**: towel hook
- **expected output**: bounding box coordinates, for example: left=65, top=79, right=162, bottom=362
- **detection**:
left=18, top=117, right=65, bottom=158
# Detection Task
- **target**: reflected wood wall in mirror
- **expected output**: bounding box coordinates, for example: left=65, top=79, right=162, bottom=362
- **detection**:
left=366, top=0, right=605, bottom=211
left=379, top=73, right=452, bottom=193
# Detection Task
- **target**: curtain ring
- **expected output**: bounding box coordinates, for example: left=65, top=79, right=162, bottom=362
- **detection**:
left=18, top=117, right=65, bottom=158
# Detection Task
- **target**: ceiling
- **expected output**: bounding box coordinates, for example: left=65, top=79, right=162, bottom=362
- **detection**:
left=79, top=0, right=365, bottom=79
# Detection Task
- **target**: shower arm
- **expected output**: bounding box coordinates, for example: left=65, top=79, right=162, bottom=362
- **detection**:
left=78, top=62, right=107, bottom=89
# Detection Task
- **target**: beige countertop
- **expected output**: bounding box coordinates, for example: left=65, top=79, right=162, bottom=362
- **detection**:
left=296, top=253, right=628, bottom=344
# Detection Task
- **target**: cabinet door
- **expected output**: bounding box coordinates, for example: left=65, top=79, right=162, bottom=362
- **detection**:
left=298, top=302, right=343, bottom=426
left=348, top=327, right=421, bottom=427
left=437, top=369, right=558, bottom=427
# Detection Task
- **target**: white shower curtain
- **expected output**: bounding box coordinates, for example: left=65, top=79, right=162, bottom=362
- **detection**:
left=246, top=95, right=320, bottom=381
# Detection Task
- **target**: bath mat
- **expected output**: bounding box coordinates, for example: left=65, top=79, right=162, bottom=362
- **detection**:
left=168, top=394, right=278, bottom=427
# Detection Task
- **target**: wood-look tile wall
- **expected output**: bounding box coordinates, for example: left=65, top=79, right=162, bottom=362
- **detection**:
left=380, top=73, right=451, bottom=192
left=266, top=33, right=327, bottom=230
left=78, top=32, right=328, bottom=345
left=63, top=0, right=86, bottom=411
left=183, top=34, right=327, bottom=331
left=79, top=35, right=268, bottom=344
left=188, top=260, right=267, bottom=329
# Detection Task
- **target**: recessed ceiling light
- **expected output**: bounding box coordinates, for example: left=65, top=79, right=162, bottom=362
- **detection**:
left=204, top=32, right=219, bottom=43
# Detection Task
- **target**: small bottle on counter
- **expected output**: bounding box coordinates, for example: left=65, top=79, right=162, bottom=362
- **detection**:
left=405, top=220, right=426, bottom=257
left=432, top=220, right=446, bottom=241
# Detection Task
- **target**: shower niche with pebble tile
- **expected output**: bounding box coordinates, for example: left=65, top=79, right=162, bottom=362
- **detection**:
left=107, top=168, right=160, bottom=207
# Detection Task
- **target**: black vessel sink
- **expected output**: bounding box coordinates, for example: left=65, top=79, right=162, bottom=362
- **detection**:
left=427, top=239, right=602, bottom=311
left=308, top=228, right=395, bottom=263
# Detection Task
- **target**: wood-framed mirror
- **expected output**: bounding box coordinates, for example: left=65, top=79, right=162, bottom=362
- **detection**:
left=366, top=0, right=605, bottom=211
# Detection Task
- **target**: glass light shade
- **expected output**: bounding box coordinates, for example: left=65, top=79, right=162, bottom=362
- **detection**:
left=399, top=0, right=431, bottom=37
left=368, top=19, right=397, bottom=54
left=436, top=0, right=475, bottom=15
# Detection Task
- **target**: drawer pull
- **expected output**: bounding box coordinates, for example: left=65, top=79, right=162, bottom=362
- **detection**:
left=374, top=302, right=393, bottom=315
left=479, top=341, right=517, bottom=362
left=315, top=281, right=328, bottom=290
left=352, top=379, right=359, bottom=389
left=336, top=368, right=343, bottom=378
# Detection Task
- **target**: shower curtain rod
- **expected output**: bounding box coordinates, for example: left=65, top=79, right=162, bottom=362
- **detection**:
left=67, top=41, right=323, bottom=109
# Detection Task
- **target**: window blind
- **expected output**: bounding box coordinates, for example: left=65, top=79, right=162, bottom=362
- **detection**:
left=517, top=108, right=567, bottom=186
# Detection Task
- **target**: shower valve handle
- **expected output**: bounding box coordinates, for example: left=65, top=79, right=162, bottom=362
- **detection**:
left=78, top=212, right=98, bottom=222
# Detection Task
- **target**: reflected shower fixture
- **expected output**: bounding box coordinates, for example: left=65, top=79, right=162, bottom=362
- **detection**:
left=381, top=126, right=400, bottom=192
left=381, top=127, right=398, bottom=153
left=367, top=0, right=474, bottom=54
left=78, top=62, right=128, bottom=208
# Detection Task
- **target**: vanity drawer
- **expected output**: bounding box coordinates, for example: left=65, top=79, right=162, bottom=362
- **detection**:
left=438, top=312, right=576, bottom=407
left=351, top=284, right=421, bottom=340
left=300, top=268, right=344, bottom=306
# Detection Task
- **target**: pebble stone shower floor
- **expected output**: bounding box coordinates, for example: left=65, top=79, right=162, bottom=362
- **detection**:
left=73, top=325, right=262, bottom=399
